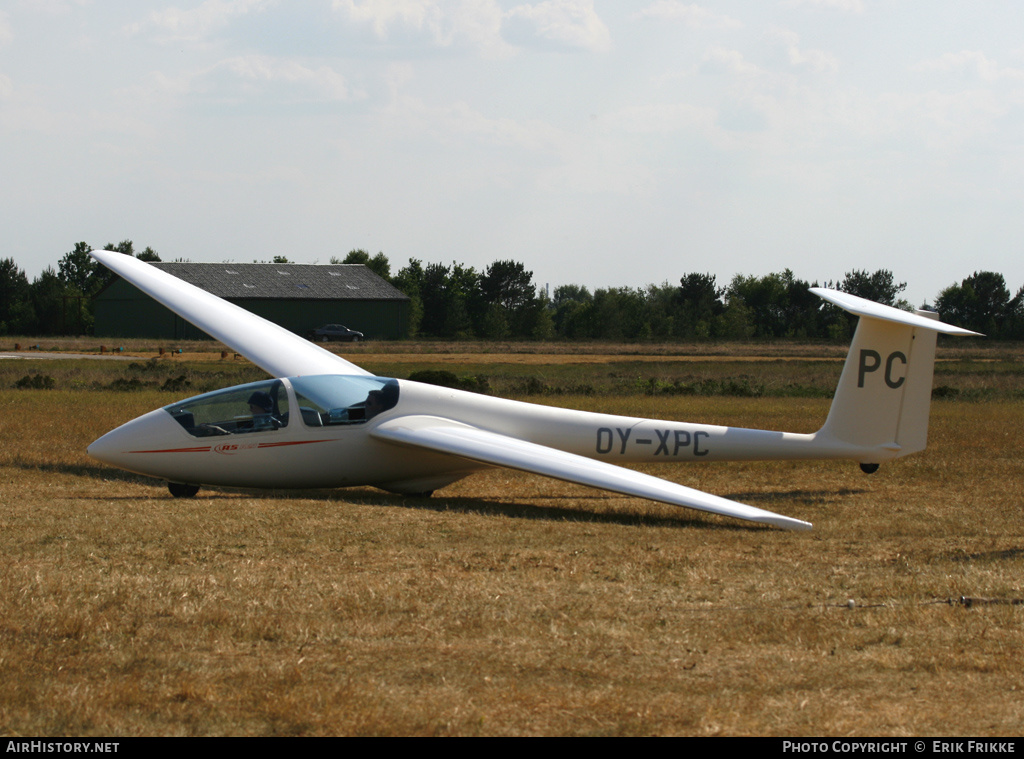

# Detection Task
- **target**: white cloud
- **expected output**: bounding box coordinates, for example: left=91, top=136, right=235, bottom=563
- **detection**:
left=375, top=70, right=659, bottom=196
left=700, top=47, right=761, bottom=77
left=632, top=2, right=741, bottom=29
left=505, top=0, right=611, bottom=53
left=914, top=51, right=1024, bottom=83
left=15, top=0, right=91, bottom=16
left=126, top=0, right=274, bottom=42
left=782, top=0, right=864, bottom=12
left=879, top=89, right=1017, bottom=150
left=217, top=55, right=354, bottom=100
left=539, top=142, right=656, bottom=195
left=128, top=55, right=357, bottom=104
left=334, top=0, right=440, bottom=37
left=787, top=45, right=837, bottom=73
left=767, top=28, right=837, bottom=73
left=333, top=0, right=512, bottom=56
left=0, top=11, right=12, bottom=46
left=601, top=102, right=716, bottom=135
left=381, top=83, right=562, bottom=152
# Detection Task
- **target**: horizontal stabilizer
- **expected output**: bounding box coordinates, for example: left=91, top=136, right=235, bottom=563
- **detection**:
left=371, top=415, right=812, bottom=531
left=810, top=288, right=982, bottom=335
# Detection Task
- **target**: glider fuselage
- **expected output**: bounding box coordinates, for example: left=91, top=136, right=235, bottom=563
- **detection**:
left=89, top=374, right=868, bottom=494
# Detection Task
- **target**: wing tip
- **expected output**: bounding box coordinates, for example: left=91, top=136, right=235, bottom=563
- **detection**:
left=772, top=517, right=814, bottom=532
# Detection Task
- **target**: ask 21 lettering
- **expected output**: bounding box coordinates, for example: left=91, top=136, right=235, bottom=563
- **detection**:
left=596, top=427, right=711, bottom=457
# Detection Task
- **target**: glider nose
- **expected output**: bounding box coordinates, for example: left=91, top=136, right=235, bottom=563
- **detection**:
left=88, top=409, right=178, bottom=472
left=87, top=428, right=128, bottom=468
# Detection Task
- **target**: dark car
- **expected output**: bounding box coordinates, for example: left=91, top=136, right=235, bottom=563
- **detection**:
left=309, top=324, right=365, bottom=343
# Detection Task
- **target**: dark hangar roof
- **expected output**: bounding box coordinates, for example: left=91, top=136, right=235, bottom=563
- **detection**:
left=149, top=262, right=409, bottom=301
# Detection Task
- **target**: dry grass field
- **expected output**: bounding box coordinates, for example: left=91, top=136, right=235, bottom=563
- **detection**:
left=1, top=341, right=1022, bottom=736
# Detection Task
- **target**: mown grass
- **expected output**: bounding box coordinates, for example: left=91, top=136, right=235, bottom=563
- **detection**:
left=0, top=346, right=1022, bottom=736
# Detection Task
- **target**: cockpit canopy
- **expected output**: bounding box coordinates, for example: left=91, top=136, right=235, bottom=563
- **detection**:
left=165, top=375, right=400, bottom=438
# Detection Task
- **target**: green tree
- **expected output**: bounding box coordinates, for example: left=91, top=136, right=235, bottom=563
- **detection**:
left=481, top=302, right=511, bottom=339
left=30, top=267, right=73, bottom=335
left=839, top=269, right=907, bottom=307
left=420, top=262, right=451, bottom=337
left=50, top=239, right=163, bottom=334
left=334, top=249, right=369, bottom=266
left=103, top=239, right=135, bottom=256
left=415, top=262, right=481, bottom=338
left=94, top=239, right=145, bottom=290
left=481, top=260, right=536, bottom=337
left=445, top=263, right=481, bottom=338
left=0, top=258, right=33, bottom=334
left=726, top=270, right=821, bottom=338
left=935, top=271, right=1011, bottom=336
left=716, top=298, right=755, bottom=340
left=136, top=247, right=161, bottom=262
left=1005, top=285, right=1024, bottom=340
left=336, top=249, right=391, bottom=280
left=391, top=258, right=425, bottom=337
left=589, top=287, right=647, bottom=340
left=640, top=284, right=677, bottom=340
left=58, top=242, right=99, bottom=295
left=481, top=260, right=535, bottom=311
left=366, top=252, right=391, bottom=280
left=552, top=285, right=594, bottom=339
left=676, top=273, right=723, bottom=339
left=526, top=289, right=555, bottom=340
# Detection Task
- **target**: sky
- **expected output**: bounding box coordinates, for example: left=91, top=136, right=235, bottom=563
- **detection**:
left=2, top=0, right=1023, bottom=308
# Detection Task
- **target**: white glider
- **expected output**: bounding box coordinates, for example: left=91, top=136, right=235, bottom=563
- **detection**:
left=87, top=250, right=979, bottom=530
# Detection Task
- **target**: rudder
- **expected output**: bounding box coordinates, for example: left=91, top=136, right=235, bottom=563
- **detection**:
left=820, top=313, right=938, bottom=457
left=810, top=288, right=979, bottom=463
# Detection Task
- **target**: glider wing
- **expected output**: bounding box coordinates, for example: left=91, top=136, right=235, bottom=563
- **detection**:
left=91, top=250, right=371, bottom=378
left=371, top=415, right=813, bottom=531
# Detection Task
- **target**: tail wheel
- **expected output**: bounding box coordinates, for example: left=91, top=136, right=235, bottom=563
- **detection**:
left=168, top=482, right=200, bottom=498
left=859, top=463, right=880, bottom=474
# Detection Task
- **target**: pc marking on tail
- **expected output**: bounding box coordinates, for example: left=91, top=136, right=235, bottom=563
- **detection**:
left=858, top=349, right=906, bottom=389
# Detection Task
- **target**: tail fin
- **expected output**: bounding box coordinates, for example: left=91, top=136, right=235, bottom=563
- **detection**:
left=812, top=289, right=979, bottom=462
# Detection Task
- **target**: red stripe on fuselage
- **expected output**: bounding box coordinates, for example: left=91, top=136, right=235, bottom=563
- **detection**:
left=257, top=439, right=333, bottom=449
left=130, top=446, right=212, bottom=453
left=129, top=439, right=333, bottom=454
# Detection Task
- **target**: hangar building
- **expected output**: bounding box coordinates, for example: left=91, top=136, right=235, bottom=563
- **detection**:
left=94, top=262, right=410, bottom=340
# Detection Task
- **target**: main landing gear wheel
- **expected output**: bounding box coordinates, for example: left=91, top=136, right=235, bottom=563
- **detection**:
left=859, top=463, right=880, bottom=474
left=168, top=482, right=200, bottom=498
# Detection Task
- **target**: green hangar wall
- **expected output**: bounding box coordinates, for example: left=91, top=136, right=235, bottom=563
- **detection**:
left=94, top=262, right=410, bottom=340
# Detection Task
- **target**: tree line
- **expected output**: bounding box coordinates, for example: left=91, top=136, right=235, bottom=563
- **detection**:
left=1, top=241, right=160, bottom=336
left=343, top=250, right=1024, bottom=341
left=3, top=241, right=1023, bottom=340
